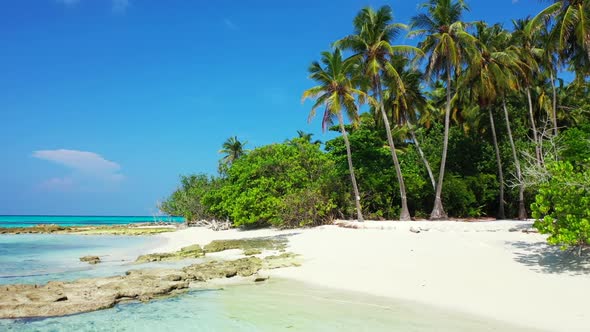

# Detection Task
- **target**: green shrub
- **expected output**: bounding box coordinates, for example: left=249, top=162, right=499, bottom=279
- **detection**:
left=159, top=174, right=218, bottom=221
left=210, top=138, right=338, bottom=228
left=558, top=126, right=590, bottom=166
left=442, top=175, right=477, bottom=217
left=531, top=161, right=590, bottom=252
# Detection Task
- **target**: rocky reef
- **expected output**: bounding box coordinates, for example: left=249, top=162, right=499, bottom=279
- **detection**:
left=135, top=244, right=205, bottom=263
left=0, top=225, right=176, bottom=236
left=0, top=236, right=300, bottom=319
left=134, top=237, right=289, bottom=264
left=203, top=237, right=288, bottom=254
left=79, top=256, right=101, bottom=265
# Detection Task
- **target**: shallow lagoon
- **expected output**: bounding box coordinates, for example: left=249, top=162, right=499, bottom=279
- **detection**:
left=0, top=235, right=538, bottom=331
left=0, top=234, right=156, bottom=284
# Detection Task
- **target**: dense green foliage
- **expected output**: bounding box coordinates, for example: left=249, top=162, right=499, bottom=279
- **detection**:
left=162, top=138, right=340, bottom=228
left=527, top=125, right=590, bottom=251
left=208, top=139, right=338, bottom=227
left=159, top=174, right=219, bottom=222
left=162, top=1, right=590, bottom=243
left=531, top=161, right=590, bottom=252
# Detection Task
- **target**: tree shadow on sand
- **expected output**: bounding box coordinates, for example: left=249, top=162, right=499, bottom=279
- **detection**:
left=508, top=241, right=590, bottom=276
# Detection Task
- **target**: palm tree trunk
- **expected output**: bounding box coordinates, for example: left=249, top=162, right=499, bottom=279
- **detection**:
left=337, top=111, right=364, bottom=222
left=408, top=121, right=436, bottom=190
left=525, top=86, right=542, bottom=166
left=489, top=108, right=505, bottom=219
left=430, top=67, right=451, bottom=220
left=376, top=79, right=411, bottom=221
left=550, top=71, right=558, bottom=136
left=503, top=99, right=527, bottom=220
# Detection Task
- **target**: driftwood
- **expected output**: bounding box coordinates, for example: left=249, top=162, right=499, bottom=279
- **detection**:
left=187, top=219, right=232, bottom=231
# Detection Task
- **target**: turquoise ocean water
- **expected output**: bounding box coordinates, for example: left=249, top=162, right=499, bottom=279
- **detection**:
left=0, top=215, right=184, bottom=228
left=0, top=220, right=536, bottom=331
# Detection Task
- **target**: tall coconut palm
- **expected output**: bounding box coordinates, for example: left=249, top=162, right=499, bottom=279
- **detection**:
left=302, top=49, right=367, bottom=222
left=219, top=136, right=248, bottom=166
left=335, top=5, right=422, bottom=221
left=464, top=22, right=525, bottom=219
left=512, top=18, right=545, bottom=166
left=470, top=24, right=530, bottom=220
left=533, top=0, right=590, bottom=77
left=410, top=0, right=477, bottom=219
left=539, top=26, right=560, bottom=136
left=382, top=55, right=436, bottom=190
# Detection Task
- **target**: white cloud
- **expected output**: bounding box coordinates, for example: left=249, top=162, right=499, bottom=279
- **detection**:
left=223, top=18, right=238, bottom=30
left=33, top=149, right=124, bottom=191
left=33, top=149, right=121, bottom=173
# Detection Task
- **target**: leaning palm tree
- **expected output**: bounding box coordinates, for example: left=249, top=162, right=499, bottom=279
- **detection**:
left=219, top=136, right=248, bottom=166
left=410, top=0, right=477, bottom=219
left=302, top=49, right=367, bottom=222
left=382, top=55, right=436, bottom=190
left=533, top=0, right=590, bottom=77
left=335, top=5, right=422, bottom=221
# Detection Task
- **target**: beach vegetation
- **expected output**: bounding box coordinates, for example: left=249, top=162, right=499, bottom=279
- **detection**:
left=531, top=161, right=590, bottom=254
left=205, top=138, right=339, bottom=227
left=161, top=0, right=590, bottom=250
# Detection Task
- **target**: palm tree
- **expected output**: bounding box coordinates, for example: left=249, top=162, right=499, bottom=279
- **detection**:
left=296, top=130, right=321, bottom=145
left=463, top=22, right=525, bottom=219
left=382, top=55, right=436, bottom=190
left=410, top=0, right=477, bottom=219
left=533, top=0, right=590, bottom=77
left=512, top=18, right=545, bottom=166
left=335, top=5, right=422, bottom=221
left=302, top=49, right=366, bottom=222
left=219, top=136, right=248, bottom=166
left=538, top=26, right=560, bottom=136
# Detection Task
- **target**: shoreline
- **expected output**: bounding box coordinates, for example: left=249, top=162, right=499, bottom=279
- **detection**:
left=0, top=224, right=178, bottom=236
left=148, top=220, right=589, bottom=332
left=2, top=220, right=588, bottom=330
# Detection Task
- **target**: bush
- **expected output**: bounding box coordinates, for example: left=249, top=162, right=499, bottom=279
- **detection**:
left=558, top=126, right=590, bottom=166
left=159, top=174, right=218, bottom=221
left=531, top=161, right=590, bottom=252
left=277, top=186, right=336, bottom=227
left=210, top=139, right=338, bottom=228
left=442, top=175, right=477, bottom=217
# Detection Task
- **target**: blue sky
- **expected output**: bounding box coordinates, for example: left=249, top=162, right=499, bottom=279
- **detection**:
left=0, top=0, right=547, bottom=215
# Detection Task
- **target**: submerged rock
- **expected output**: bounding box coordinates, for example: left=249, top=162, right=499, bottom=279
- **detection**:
left=79, top=256, right=101, bottom=265
left=203, top=237, right=288, bottom=253
left=0, top=270, right=189, bottom=319
left=243, top=248, right=262, bottom=256
left=264, top=252, right=301, bottom=269
left=0, top=254, right=300, bottom=319
left=135, top=244, right=205, bottom=263
left=254, top=275, right=269, bottom=282
left=183, top=257, right=263, bottom=281
left=135, top=236, right=288, bottom=264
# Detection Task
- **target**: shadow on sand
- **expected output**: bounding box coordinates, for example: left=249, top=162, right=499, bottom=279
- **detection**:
left=508, top=241, right=590, bottom=276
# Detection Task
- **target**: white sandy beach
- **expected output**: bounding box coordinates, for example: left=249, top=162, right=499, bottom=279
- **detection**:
left=151, top=220, right=590, bottom=332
